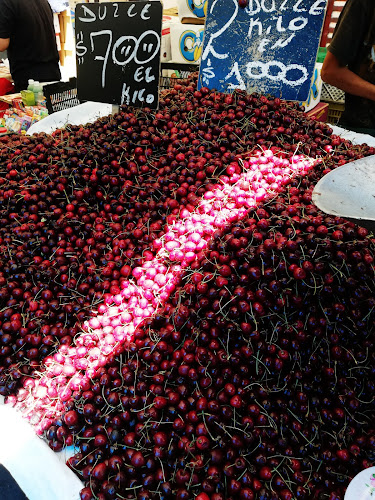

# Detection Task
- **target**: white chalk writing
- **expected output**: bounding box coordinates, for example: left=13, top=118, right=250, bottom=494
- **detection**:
left=202, top=0, right=238, bottom=61
left=246, top=60, right=308, bottom=86
left=121, top=84, right=155, bottom=106
left=200, top=0, right=327, bottom=96
left=78, top=3, right=151, bottom=22
left=75, top=2, right=161, bottom=107
left=87, top=30, right=160, bottom=87
left=224, top=62, right=246, bottom=90
left=247, top=0, right=325, bottom=15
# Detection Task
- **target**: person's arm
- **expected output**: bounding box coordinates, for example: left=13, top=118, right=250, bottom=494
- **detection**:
left=0, top=38, right=9, bottom=52
left=0, top=0, right=12, bottom=53
left=321, top=51, right=375, bottom=102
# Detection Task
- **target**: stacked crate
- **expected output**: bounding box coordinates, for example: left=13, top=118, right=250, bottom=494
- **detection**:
left=321, top=83, right=345, bottom=124
left=320, top=1, right=347, bottom=123
left=320, top=0, right=347, bottom=47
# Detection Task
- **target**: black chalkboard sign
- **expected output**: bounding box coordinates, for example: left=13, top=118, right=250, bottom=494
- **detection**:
left=198, top=0, right=327, bottom=101
left=75, top=1, right=162, bottom=108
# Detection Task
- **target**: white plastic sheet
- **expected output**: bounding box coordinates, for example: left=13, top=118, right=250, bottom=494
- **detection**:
left=312, top=126, right=375, bottom=224
left=27, top=101, right=113, bottom=136
left=312, top=155, right=375, bottom=222
left=331, top=125, right=375, bottom=148
left=0, top=397, right=83, bottom=500
left=344, top=466, right=375, bottom=499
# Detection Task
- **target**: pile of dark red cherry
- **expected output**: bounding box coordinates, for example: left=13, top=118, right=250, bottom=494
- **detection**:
left=0, top=75, right=374, bottom=500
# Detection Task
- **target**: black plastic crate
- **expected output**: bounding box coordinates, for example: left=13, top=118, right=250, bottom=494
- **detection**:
left=42, top=78, right=80, bottom=115
left=159, top=63, right=198, bottom=90
left=159, top=76, right=188, bottom=89
left=42, top=69, right=198, bottom=112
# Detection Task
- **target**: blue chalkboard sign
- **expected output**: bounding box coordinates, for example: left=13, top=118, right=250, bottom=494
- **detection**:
left=75, top=1, right=162, bottom=108
left=198, top=0, right=327, bottom=101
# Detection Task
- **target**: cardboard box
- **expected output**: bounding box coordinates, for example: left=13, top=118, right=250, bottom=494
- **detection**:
left=161, top=27, right=171, bottom=62
left=300, top=62, right=323, bottom=112
left=306, top=102, right=329, bottom=122
left=170, top=23, right=205, bottom=64
left=177, top=0, right=207, bottom=24
left=160, top=15, right=179, bottom=63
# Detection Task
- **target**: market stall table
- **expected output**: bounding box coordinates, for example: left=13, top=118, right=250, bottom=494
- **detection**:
left=0, top=86, right=373, bottom=500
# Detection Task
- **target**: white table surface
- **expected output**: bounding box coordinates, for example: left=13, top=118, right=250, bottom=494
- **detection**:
left=0, top=396, right=83, bottom=500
